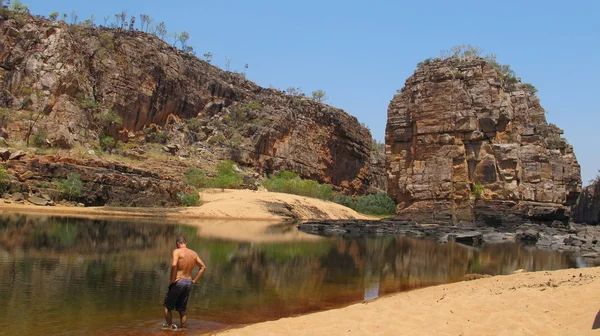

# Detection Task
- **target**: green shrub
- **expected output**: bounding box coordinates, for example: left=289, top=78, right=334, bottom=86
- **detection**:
left=316, top=184, right=334, bottom=200
left=0, top=107, right=11, bottom=127
left=354, top=193, right=396, bottom=216
left=522, top=83, right=538, bottom=95
left=83, top=98, right=99, bottom=109
left=99, top=33, right=115, bottom=50
left=207, top=160, right=243, bottom=189
left=100, top=109, right=123, bottom=127
left=178, top=191, right=201, bottom=206
left=333, top=194, right=355, bottom=208
left=100, top=136, right=116, bottom=151
left=0, top=165, right=9, bottom=193
left=262, top=170, right=334, bottom=200
left=55, top=173, right=83, bottom=200
left=183, top=167, right=207, bottom=188
left=472, top=182, right=484, bottom=199
left=32, top=128, right=47, bottom=148
left=187, top=118, right=202, bottom=132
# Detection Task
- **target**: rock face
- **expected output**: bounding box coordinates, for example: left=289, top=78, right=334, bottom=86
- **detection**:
left=573, top=181, right=600, bottom=224
left=386, top=58, right=581, bottom=225
left=4, top=155, right=186, bottom=207
left=0, top=14, right=382, bottom=194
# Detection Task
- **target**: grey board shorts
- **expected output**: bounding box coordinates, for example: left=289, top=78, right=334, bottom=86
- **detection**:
left=164, top=278, right=192, bottom=311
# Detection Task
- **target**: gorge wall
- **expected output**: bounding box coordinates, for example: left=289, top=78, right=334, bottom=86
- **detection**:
left=573, top=180, right=600, bottom=225
left=0, top=13, right=384, bottom=194
left=386, top=57, right=581, bottom=225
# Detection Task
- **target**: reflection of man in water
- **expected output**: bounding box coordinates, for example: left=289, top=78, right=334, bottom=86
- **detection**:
left=163, top=236, right=207, bottom=330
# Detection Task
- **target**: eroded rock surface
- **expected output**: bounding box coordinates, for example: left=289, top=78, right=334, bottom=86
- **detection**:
left=0, top=14, right=382, bottom=194
left=573, top=181, right=600, bottom=225
left=386, top=58, right=581, bottom=225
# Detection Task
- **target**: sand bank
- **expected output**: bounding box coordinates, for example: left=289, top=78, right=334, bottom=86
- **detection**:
left=0, top=188, right=372, bottom=221
left=218, top=266, right=600, bottom=336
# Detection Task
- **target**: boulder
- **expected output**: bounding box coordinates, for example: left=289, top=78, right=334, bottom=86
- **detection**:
left=28, top=195, right=53, bottom=206
left=8, top=150, right=26, bottom=161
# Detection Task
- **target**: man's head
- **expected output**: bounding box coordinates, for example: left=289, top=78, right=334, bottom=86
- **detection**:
left=175, top=236, right=186, bottom=248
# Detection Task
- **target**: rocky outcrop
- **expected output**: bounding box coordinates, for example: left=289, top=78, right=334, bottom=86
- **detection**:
left=0, top=13, right=382, bottom=194
left=2, top=153, right=186, bottom=206
left=386, top=57, right=581, bottom=225
left=299, top=219, right=600, bottom=258
left=573, top=180, right=600, bottom=224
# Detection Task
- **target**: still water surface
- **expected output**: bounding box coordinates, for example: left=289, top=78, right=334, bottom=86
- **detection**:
left=0, top=212, right=586, bottom=335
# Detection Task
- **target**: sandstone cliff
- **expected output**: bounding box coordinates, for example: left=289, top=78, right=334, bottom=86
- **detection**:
left=386, top=57, right=581, bottom=225
left=573, top=179, right=600, bottom=225
left=0, top=13, right=383, bottom=196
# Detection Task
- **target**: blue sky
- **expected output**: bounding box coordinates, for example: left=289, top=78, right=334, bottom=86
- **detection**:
left=24, top=0, right=600, bottom=184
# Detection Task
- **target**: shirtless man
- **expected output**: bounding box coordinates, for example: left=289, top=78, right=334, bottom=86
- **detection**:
left=163, top=236, right=207, bottom=329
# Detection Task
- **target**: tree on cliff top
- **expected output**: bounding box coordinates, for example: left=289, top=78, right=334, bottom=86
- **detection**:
left=312, top=89, right=328, bottom=102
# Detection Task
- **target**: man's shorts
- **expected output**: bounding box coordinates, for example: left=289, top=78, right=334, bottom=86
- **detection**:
left=164, top=278, right=192, bottom=311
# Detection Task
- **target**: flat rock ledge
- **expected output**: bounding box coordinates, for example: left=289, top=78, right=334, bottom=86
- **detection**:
left=298, top=219, right=600, bottom=258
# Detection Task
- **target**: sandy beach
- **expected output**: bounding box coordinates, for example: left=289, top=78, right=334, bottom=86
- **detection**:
left=218, top=266, right=600, bottom=336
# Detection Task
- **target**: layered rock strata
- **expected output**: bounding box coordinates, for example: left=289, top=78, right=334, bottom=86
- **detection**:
left=0, top=14, right=382, bottom=194
left=386, top=58, right=581, bottom=225
left=573, top=181, right=600, bottom=225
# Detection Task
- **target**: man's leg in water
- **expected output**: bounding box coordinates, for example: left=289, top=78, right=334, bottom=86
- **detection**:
left=178, top=310, right=187, bottom=328
left=164, top=307, right=173, bottom=327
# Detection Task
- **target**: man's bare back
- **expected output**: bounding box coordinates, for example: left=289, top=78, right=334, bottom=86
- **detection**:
left=171, top=247, right=204, bottom=282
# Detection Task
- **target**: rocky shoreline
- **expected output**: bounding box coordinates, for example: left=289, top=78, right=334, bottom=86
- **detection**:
left=298, top=219, right=600, bottom=259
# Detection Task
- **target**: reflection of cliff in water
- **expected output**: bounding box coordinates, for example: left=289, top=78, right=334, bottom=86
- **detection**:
left=0, top=213, right=193, bottom=253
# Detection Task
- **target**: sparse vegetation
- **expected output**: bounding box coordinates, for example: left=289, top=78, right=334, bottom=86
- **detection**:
left=372, top=139, right=384, bottom=153
left=55, top=173, right=83, bottom=200
left=207, top=160, right=244, bottom=189
left=178, top=190, right=201, bottom=206
left=100, top=136, right=116, bottom=152
left=522, top=83, right=538, bottom=95
left=285, top=87, right=304, bottom=96
left=262, top=170, right=335, bottom=201
left=472, top=181, right=484, bottom=199
left=0, top=165, right=9, bottom=193
left=203, top=52, right=213, bottom=63
left=547, top=134, right=563, bottom=150
left=32, top=128, right=47, bottom=148
left=0, top=107, right=10, bottom=128
left=10, top=0, right=29, bottom=13
left=183, top=167, right=207, bottom=188
left=99, top=33, right=115, bottom=50
left=312, top=89, right=328, bottom=102
left=99, top=109, right=123, bottom=127
left=440, top=44, right=483, bottom=60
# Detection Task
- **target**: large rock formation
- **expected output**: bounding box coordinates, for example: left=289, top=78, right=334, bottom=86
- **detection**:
left=573, top=180, right=600, bottom=225
left=0, top=13, right=383, bottom=194
left=386, top=57, right=581, bottom=225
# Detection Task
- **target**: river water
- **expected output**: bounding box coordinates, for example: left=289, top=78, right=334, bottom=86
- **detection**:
left=0, top=212, right=586, bottom=335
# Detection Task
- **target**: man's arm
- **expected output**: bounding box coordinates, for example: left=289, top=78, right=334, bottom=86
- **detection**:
left=170, top=249, right=179, bottom=284
left=192, top=254, right=207, bottom=284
